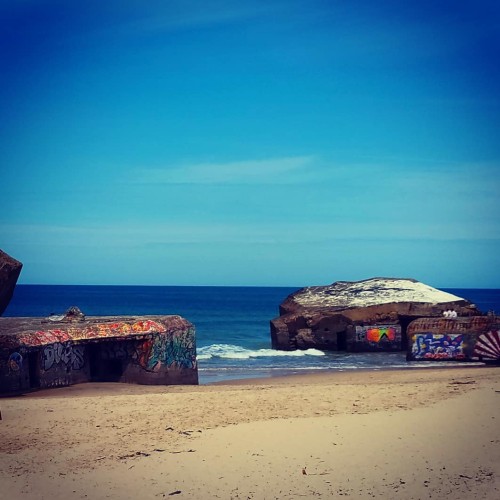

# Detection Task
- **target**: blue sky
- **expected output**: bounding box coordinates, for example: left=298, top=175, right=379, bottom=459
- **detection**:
left=1, top=0, right=499, bottom=287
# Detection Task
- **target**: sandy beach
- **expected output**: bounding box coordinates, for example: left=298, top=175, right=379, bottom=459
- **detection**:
left=1, top=366, right=499, bottom=499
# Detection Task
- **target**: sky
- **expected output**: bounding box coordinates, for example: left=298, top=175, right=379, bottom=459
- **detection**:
left=1, top=0, right=499, bottom=288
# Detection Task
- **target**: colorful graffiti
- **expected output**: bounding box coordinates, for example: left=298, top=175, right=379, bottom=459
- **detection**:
left=97, top=329, right=197, bottom=372
left=412, top=333, right=466, bottom=360
left=42, top=343, right=85, bottom=371
left=367, top=327, right=396, bottom=343
left=473, top=330, right=500, bottom=361
left=1, top=318, right=197, bottom=392
left=23, top=329, right=72, bottom=345
left=132, top=320, right=165, bottom=333
left=143, top=330, right=197, bottom=371
left=92, top=320, right=166, bottom=337
left=355, top=325, right=399, bottom=343
left=8, top=352, right=23, bottom=372
left=17, top=320, right=167, bottom=347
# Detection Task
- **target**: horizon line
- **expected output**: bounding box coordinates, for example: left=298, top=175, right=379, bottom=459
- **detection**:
left=14, top=283, right=499, bottom=290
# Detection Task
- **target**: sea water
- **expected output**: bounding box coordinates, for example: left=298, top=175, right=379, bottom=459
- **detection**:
left=4, top=285, right=500, bottom=383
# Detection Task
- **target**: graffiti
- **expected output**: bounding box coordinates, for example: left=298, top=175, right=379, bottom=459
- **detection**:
left=167, top=331, right=197, bottom=369
left=412, top=333, right=466, bottom=360
left=42, top=343, right=85, bottom=371
left=41, top=377, right=71, bottom=389
left=8, top=352, right=23, bottom=372
left=146, top=335, right=165, bottom=372
left=140, top=330, right=197, bottom=372
left=473, top=330, right=500, bottom=361
left=132, top=320, right=165, bottom=333
left=87, top=329, right=196, bottom=373
left=136, top=339, right=153, bottom=369
left=355, top=325, right=399, bottom=343
left=356, top=329, right=366, bottom=342
left=71, top=346, right=85, bottom=370
left=367, top=327, right=396, bottom=343
left=17, top=320, right=167, bottom=347
left=1, top=316, right=197, bottom=392
left=19, top=329, right=72, bottom=346
left=83, top=320, right=166, bottom=339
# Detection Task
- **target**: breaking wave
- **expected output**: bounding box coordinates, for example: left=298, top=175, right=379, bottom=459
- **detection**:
left=197, top=344, right=325, bottom=360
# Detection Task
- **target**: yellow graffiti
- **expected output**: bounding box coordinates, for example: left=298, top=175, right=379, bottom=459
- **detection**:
left=16, top=320, right=167, bottom=346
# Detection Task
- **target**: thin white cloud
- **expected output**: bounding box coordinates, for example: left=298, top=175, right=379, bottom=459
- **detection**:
left=318, top=159, right=499, bottom=193
left=2, top=218, right=499, bottom=250
left=132, top=156, right=315, bottom=185
left=113, top=0, right=285, bottom=37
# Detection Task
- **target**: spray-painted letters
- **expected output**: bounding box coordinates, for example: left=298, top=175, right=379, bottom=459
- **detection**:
left=42, top=343, right=85, bottom=371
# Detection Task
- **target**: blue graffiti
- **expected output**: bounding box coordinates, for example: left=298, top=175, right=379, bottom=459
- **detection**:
left=413, top=334, right=465, bottom=360
left=146, top=330, right=196, bottom=371
left=8, top=352, right=23, bottom=372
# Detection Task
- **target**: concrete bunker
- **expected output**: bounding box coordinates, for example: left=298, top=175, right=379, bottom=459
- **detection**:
left=271, top=278, right=483, bottom=353
left=0, top=314, right=198, bottom=395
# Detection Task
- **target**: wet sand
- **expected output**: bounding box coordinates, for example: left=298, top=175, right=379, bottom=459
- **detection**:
left=1, top=366, right=499, bottom=499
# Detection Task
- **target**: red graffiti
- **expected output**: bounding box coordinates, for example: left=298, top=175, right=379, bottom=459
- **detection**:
left=132, top=320, right=166, bottom=333
left=18, top=330, right=72, bottom=346
left=137, top=339, right=154, bottom=369
left=15, top=320, right=167, bottom=347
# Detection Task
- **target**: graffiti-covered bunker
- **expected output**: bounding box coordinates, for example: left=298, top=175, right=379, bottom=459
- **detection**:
left=271, top=278, right=486, bottom=353
left=0, top=314, right=198, bottom=394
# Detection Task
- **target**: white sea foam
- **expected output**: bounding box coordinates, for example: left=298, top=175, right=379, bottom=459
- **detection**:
left=197, top=343, right=325, bottom=360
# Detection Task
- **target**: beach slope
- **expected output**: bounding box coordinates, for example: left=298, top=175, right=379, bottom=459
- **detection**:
left=1, top=367, right=499, bottom=499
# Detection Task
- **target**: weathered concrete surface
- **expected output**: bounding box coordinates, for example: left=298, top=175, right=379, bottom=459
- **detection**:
left=0, top=314, right=198, bottom=394
left=407, top=315, right=500, bottom=362
left=271, top=278, right=482, bottom=352
left=0, top=250, right=22, bottom=316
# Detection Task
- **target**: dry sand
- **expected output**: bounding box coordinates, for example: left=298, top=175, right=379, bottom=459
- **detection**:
left=1, top=366, right=499, bottom=499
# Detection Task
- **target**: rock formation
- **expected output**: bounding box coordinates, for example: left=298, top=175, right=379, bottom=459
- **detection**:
left=0, top=250, right=22, bottom=316
left=270, top=277, right=482, bottom=352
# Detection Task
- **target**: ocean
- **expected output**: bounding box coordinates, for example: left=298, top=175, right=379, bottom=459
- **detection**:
left=4, top=285, right=500, bottom=384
